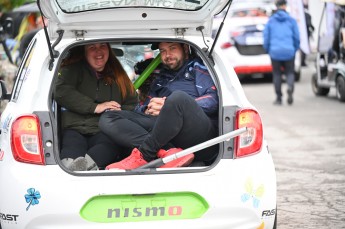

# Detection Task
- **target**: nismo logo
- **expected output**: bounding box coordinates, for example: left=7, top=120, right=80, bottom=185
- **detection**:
left=107, top=206, right=182, bottom=218
left=80, top=192, right=209, bottom=223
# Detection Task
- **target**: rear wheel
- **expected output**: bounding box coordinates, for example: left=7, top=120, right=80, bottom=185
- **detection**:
left=336, top=76, right=345, bottom=102
left=311, top=73, right=330, bottom=96
left=273, top=207, right=277, bottom=229
left=295, top=70, right=301, bottom=82
left=237, top=74, right=246, bottom=81
left=294, top=50, right=301, bottom=82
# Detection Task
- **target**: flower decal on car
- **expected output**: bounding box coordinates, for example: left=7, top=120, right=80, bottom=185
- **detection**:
left=241, top=178, right=264, bottom=208
left=25, top=188, right=41, bottom=211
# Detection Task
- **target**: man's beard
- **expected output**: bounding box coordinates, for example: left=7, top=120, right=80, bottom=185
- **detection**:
left=164, top=57, right=183, bottom=71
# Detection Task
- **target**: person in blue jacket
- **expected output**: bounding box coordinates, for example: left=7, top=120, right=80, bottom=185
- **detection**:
left=263, top=0, right=300, bottom=105
left=99, top=42, right=219, bottom=169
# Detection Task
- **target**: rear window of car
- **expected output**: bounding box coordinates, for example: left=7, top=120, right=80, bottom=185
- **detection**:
left=12, top=39, right=37, bottom=102
left=56, top=0, right=210, bottom=13
left=110, top=43, right=159, bottom=82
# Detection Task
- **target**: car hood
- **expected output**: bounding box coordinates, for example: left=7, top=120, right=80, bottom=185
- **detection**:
left=38, top=0, right=230, bottom=40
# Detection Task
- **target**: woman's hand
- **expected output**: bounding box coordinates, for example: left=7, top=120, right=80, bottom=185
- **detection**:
left=94, top=101, right=121, bottom=114
left=145, top=97, right=166, bottom=116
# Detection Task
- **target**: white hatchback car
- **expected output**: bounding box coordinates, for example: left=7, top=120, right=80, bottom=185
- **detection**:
left=0, top=0, right=277, bottom=228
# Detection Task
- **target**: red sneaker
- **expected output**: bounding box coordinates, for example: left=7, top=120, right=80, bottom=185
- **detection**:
left=106, top=148, right=148, bottom=170
left=157, top=148, right=194, bottom=168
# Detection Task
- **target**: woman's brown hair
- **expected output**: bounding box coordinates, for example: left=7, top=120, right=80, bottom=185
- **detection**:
left=103, top=43, right=135, bottom=99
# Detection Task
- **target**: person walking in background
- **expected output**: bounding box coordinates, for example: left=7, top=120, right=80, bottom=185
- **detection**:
left=263, top=0, right=300, bottom=105
left=54, top=43, right=138, bottom=171
left=301, top=4, right=315, bottom=67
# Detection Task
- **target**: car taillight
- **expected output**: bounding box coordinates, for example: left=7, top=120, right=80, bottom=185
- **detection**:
left=234, top=108, right=263, bottom=158
left=11, top=115, right=45, bottom=165
left=221, top=42, right=232, bottom=49
left=231, top=29, right=244, bottom=37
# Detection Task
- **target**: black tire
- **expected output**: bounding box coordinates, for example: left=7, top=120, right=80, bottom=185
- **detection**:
left=273, top=207, right=277, bottom=229
left=336, top=76, right=345, bottom=102
left=295, top=70, right=301, bottom=82
left=311, top=73, right=330, bottom=96
left=237, top=74, right=245, bottom=81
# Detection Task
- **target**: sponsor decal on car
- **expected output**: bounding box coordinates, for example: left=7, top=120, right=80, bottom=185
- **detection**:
left=2, top=114, right=12, bottom=133
left=62, top=0, right=203, bottom=12
left=0, top=212, right=19, bottom=225
left=80, top=192, right=209, bottom=223
left=262, top=209, right=276, bottom=218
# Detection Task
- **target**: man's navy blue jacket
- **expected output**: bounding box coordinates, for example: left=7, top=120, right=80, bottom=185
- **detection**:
left=135, top=57, right=219, bottom=119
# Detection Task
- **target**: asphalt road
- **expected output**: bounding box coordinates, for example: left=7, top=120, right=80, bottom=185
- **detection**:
left=241, top=60, right=345, bottom=228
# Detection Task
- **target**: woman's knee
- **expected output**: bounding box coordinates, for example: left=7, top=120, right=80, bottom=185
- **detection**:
left=99, top=111, right=122, bottom=130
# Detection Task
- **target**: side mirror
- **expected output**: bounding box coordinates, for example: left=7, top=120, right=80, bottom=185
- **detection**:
left=2, top=17, right=14, bottom=37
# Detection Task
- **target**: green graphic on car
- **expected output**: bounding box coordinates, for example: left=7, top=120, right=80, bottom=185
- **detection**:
left=80, top=192, right=209, bottom=223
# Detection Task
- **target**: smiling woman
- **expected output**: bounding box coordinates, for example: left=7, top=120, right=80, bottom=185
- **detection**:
left=84, top=43, right=110, bottom=72
left=54, top=43, right=138, bottom=171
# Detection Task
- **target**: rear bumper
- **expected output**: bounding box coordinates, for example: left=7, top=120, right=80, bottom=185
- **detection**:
left=0, top=147, right=276, bottom=229
left=234, top=65, right=272, bottom=74
left=222, top=47, right=272, bottom=75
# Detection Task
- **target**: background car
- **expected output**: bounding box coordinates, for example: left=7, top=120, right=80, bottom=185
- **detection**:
left=311, top=0, right=345, bottom=102
left=0, top=0, right=277, bottom=228
left=213, top=0, right=301, bottom=81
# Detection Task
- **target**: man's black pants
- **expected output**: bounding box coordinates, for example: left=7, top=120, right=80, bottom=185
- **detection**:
left=99, top=91, right=218, bottom=163
left=271, top=58, right=295, bottom=101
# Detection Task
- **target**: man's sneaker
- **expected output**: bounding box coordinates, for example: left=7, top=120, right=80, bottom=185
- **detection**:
left=106, top=148, right=148, bottom=170
left=157, top=148, right=194, bottom=168
left=287, top=89, right=293, bottom=105
left=61, top=155, right=98, bottom=171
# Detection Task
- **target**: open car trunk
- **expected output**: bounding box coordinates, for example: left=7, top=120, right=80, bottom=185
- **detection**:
left=49, top=38, right=241, bottom=173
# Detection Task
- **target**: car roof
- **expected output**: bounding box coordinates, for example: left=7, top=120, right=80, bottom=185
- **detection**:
left=229, top=0, right=276, bottom=14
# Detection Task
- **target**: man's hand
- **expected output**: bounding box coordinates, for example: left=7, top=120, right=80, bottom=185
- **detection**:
left=145, top=97, right=166, bottom=116
left=94, top=101, right=121, bottom=114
